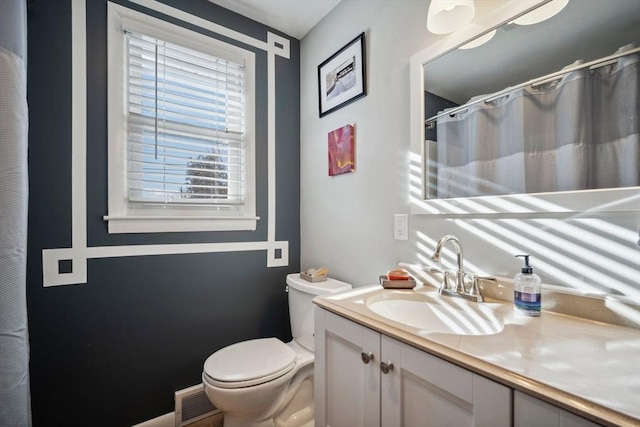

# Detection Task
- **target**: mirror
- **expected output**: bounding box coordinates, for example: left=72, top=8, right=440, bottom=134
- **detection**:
left=412, top=0, right=639, bottom=212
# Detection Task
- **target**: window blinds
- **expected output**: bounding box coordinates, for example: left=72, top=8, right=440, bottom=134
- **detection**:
left=126, top=31, right=246, bottom=206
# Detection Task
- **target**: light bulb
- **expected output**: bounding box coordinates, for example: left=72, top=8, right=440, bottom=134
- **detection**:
left=511, top=0, right=569, bottom=26
left=427, top=0, right=476, bottom=35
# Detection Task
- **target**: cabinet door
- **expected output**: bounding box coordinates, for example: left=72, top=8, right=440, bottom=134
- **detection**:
left=381, top=336, right=512, bottom=427
left=314, top=308, right=380, bottom=427
left=514, top=391, right=602, bottom=427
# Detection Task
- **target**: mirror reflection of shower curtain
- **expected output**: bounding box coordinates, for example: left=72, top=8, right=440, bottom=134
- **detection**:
left=591, top=49, right=639, bottom=188
left=521, top=64, right=591, bottom=194
left=436, top=93, right=527, bottom=198
left=434, top=49, right=639, bottom=199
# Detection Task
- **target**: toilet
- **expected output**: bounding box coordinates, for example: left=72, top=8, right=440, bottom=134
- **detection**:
left=202, top=273, right=352, bottom=427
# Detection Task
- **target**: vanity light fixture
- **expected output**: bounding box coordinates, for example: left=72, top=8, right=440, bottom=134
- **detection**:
left=459, top=29, right=496, bottom=49
left=511, top=0, right=569, bottom=26
left=427, top=0, right=475, bottom=35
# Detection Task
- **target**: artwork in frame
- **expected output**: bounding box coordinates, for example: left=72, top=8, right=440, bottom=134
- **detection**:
left=328, top=124, right=355, bottom=176
left=318, top=33, right=367, bottom=117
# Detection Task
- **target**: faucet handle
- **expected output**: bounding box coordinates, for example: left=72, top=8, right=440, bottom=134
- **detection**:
left=469, top=275, right=497, bottom=302
left=427, top=267, right=453, bottom=291
left=443, top=271, right=453, bottom=291
left=468, top=275, right=483, bottom=302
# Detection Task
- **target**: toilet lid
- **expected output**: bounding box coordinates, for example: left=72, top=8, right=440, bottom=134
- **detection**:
left=204, top=338, right=296, bottom=387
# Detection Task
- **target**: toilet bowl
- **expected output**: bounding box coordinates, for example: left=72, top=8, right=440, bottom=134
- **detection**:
left=202, top=273, right=351, bottom=427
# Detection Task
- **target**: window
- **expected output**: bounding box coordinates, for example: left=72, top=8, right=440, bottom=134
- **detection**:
left=106, top=3, right=257, bottom=233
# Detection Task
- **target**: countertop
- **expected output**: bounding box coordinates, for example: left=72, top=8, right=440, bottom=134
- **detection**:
left=313, top=284, right=640, bottom=427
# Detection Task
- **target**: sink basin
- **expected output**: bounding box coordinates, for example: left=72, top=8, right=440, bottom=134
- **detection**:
left=367, top=291, right=504, bottom=335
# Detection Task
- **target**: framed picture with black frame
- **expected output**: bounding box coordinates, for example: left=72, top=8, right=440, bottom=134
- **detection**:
left=318, top=32, right=367, bottom=118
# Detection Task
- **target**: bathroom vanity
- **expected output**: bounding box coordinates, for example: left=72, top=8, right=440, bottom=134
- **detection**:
left=313, top=284, right=639, bottom=427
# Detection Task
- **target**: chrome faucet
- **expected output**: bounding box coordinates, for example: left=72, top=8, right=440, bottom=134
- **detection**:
left=431, top=235, right=466, bottom=294
left=429, top=235, right=494, bottom=303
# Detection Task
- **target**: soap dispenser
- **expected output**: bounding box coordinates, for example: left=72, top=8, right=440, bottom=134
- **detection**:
left=513, top=255, right=541, bottom=317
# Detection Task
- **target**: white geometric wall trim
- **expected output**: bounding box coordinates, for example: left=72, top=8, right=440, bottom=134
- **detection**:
left=42, top=0, right=290, bottom=287
left=130, top=0, right=291, bottom=59
left=43, top=240, right=289, bottom=287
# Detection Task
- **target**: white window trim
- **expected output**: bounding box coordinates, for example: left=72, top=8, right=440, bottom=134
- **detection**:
left=105, top=2, right=257, bottom=233
left=43, top=0, right=291, bottom=287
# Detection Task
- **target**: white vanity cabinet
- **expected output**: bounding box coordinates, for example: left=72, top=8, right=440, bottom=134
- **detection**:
left=314, top=308, right=512, bottom=427
left=514, top=391, right=602, bottom=427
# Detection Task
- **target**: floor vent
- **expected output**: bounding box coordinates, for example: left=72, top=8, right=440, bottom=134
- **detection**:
left=175, top=383, right=219, bottom=427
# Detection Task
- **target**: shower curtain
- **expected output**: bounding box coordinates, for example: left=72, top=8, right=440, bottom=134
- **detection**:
left=591, top=48, right=640, bottom=188
left=434, top=47, right=640, bottom=199
left=0, top=1, right=31, bottom=426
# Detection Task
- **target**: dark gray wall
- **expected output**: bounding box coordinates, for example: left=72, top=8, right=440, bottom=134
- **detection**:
left=26, top=0, right=300, bottom=425
left=424, top=91, right=458, bottom=141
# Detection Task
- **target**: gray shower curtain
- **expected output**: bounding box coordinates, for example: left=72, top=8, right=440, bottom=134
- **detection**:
left=434, top=47, right=639, bottom=199
left=0, top=0, right=31, bottom=425
left=591, top=47, right=640, bottom=188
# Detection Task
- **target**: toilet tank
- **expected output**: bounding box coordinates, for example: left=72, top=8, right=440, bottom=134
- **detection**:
left=286, top=273, right=352, bottom=352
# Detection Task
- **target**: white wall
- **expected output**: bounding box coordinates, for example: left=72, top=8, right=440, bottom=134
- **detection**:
left=300, top=0, right=640, bottom=298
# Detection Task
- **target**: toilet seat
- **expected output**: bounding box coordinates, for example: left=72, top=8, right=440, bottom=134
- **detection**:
left=204, top=338, right=297, bottom=389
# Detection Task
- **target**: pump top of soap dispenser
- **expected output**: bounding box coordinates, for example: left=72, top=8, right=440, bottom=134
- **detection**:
left=515, top=254, right=533, bottom=274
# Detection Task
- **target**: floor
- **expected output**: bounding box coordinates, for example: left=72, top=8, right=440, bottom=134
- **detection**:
left=187, top=412, right=224, bottom=427
left=133, top=411, right=224, bottom=427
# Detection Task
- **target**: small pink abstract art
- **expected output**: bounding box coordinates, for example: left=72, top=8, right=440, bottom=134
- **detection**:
left=328, top=124, right=355, bottom=176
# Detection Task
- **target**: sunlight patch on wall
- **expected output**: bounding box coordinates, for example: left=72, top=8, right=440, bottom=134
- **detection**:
left=450, top=218, right=638, bottom=298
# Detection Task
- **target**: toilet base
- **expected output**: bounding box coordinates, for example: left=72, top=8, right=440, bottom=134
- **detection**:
left=273, top=374, right=314, bottom=427
left=222, top=418, right=313, bottom=427
left=219, top=369, right=314, bottom=427
left=223, top=417, right=276, bottom=427
left=204, top=342, right=315, bottom=427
